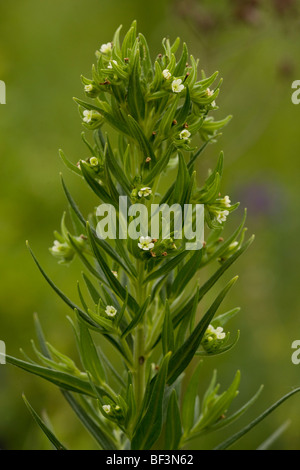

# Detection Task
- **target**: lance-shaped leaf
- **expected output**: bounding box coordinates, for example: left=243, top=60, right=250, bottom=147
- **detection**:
left=214, top=388, right=300, bottom=450
left=127, top=50, right=145, bottom=121
left=162, top=301, right=175, bottom=356
left=143, top=145, right=175, bottom=185
left=144, top=250, right=189, bottom=284
left=181, top=361, right=203, bottom=432
left=174, top=42, right=188, bottom=76
left=171, top=249, right=203, bottom=297
left=121, top=296, right=150, bottom=339
left=167, top=277, right=238, bottom=385
left=165, top=390, right=182, bottom=450
left=23, top=395, right=67, bottom=450
left=127, top=115, right=156, bottom=163
left=86, top=222, right=139, bottom=313
left=27, top=242, right=98, bottom=328
left=80, top=161, right=117, bottom=207
left=62, top=391, right=117, bottom=450
left=106, top=137, right=132, bottom=196
left=59, top=149, right=81, bottom=176
left=76, top=313, right=107, bottom=385
left=6, top=355, right=105, bottom=398
left=131, top=352, right=171, bottom=450
left=172, top=235, right=254, bottom=328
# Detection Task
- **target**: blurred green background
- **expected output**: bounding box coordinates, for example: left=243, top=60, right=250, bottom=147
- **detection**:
left=1, top=0, right=300, bottom=450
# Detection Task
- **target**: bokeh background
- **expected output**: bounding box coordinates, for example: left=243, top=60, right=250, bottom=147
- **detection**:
left=1, top=0, right=300, bottom=450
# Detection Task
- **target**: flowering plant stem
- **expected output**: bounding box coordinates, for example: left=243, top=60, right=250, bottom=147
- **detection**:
left=7, top=21, right=300, bottom=450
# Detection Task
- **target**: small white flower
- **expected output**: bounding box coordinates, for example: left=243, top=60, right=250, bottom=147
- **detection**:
left=100, top=42, right=112, bottom=54
left=89, top=157, right=99, bottom=166
left=102, top=405, right=111, bottom=414
left=138, top=236, right=155, bottom=251
left=83, top=110, right=93, bottom=123
left=107, top=60, right=118, bottom=69
left=105, top=305, right=117, bottom=317
left=216, top=210, right=229, bottom=224
left=206, top=88, right=216, bottom=106
left=84, top=84, right=94, bottom=93
left=162, top=69, right=171, bottom=80
left=112, top=270, right=118, bottom=278
left=172, top=78, right=185, bottom=93
left=138, top=187, right=152, bottom=198
left=215, top=326, right=226, bottom=340
left=223, top=195, right=231, bottom=207
left=179, top=129, right=191, bottom=141
left=51, top=240, right=64, bottom=253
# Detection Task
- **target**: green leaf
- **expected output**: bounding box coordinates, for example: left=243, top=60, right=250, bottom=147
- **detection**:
left=172, top=153, right=190, bottom=204
left=59, top=149, right=81, bottom=176
left=193, top=371, right=240, bottom=432
left=131, top=352, right=171, bottom=450
left=162, top=301, right=175, bottom=355
left=165, top=390, right=182, bottom=450
left=127, top=115, right=156, bottom=163
left=181, top=361, right=203, bottom=432
left=86, top=222, right=139, bottom=313
left=61, top=175, right=86, bottom=227
left=167, top=277, right=238, bottom=385
left=143, top=145, right=175, bottom=185
left=172, top=235, right=255, bottom=328
left=7, top=354, right=104, bottom=398
left=144, top=250, right=189, bottom=284
left=23, top=395, right=67, bottom=450
left=27, top=242, right=98, bottom=328
left=174, top=43, right=188, bottom=76
left=106, top=137, right=132, bottom=196
left=127, top=50, right=145, bottom=121
left=214, top=387, right=300, bottom=450
left=76, top=313, right=106, bottom=385
left=121, top=296, right=150, bottom=339
left=171, top=249, right=203, bottom=297
left=80, top=161, right=117, bottom=207
left=62, top=391, right=117, bottom=450
left=212, top=308, right=241, bottom=329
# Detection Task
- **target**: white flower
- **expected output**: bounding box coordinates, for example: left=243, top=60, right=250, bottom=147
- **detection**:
left=216, top=210, right=229, bottom=224
left=172, top=78, right=185, bottom=93
left=105, top=305, right=117, bottom=317
left=162, top=69, right=171, bottom=80
left=112, top=270, right=118, bottom=278
left=102, top=405, right=111, bottom=414
left=83, top=110, right=93, bottom=123
left=206, top=325, right=226, bottom=340
left=179, top=129, right=191, bottom=141
left=138, top=236, right=155, bottom=251
left=107, top=60, right=118, bottom=69
left=89, top=157, right=99, bottom=166
left=206, top=88, right=216, bottom=107
left=51, top=240, right=64, bottom=253
left=84, top=84, right=94, bottom=93
left=223, top=195, right=231, bottom=207
left=138, top=187, right=152, bottom=198
left=215, top=326, right=226, bottom=340
left=100, top=42, right=112, bottom=54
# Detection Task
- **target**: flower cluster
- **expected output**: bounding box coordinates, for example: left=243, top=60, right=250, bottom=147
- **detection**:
left=201, top=324, right=228, bottom=353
